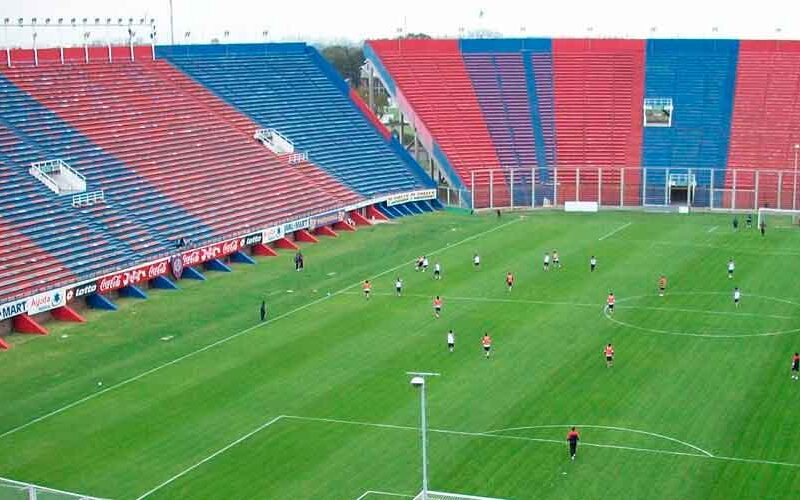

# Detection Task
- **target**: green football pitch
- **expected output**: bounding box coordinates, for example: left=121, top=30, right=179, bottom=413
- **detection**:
left=1, top=210, right=799, bottom=500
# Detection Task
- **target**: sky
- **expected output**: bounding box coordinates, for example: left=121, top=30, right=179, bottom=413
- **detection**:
left=2, top=0, right=798, bottom=48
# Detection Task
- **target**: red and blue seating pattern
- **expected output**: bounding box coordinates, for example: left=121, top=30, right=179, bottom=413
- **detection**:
left=366, top=38, right=800, bottom=207
left=158, top=43, right=435, bottom=198
left=0, top=43, right=431, bottom=305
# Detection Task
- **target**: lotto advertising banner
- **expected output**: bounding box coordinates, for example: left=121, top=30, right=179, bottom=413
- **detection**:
left=0, top=288, right=67, bottom=320
left=66, top=281, right=98, bottom=302
left=385, top=189, right=436, bottom=207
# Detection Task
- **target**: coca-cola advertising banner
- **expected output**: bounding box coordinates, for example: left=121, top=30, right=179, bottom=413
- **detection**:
left=178, top=236, right=247, bottom=268
left=97, top=259, right=170, bottom=294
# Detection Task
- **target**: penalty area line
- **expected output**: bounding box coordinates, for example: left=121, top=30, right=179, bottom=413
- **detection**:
left=283, top=415, right=800, bottom=470
left=0, top=217, right=521, bottom=441
left=134, top=415, right=285, bottom=499
left=598, top=222, right=632, bottom=241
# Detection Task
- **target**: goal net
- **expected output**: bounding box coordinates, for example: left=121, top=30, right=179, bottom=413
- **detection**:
left=413, top=491, right=510, bottom=500
left=757, top=208, right=800, bottom=229
left=0, top=476, right=108, bottom=500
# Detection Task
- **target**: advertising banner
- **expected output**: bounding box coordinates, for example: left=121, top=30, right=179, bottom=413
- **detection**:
left=309, top=210, right=345, bottom=230
left=97, top=259, right=170, bottom=293
left=385, top=189, right=436, bottom=207
left=281, top=218, right=311, bottom=234
left=262, top=225, right=285, bottom=243
left=0, top=288, right=67, bottom=320
left=66, top=281, right=98, bottom=302
left=179, top=237, right=247, bottom=268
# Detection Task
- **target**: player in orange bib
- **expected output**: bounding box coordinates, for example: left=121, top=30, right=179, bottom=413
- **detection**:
left=604, top=343, right=615, bottom=367
left=658, top=275, right=667, bottom=297
left=362, top=280, right=372, bottom=300
left=506, top=271, right=514, bottom=292
left=605, top=292, right=615, bottom=314
left=433, top=296, right=443, bottom=318
left=481, top=333, right=492, bottom=358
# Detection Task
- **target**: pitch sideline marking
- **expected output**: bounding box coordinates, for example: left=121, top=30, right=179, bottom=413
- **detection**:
left=707, top=226, right=719, bottom=233
left=598, top=222, right=632, bottom=241
left=135, top=415, right=284, bottom=500
left=0, top=218, right=522, bottom=441
left=484, top=424, right=713, bottom=457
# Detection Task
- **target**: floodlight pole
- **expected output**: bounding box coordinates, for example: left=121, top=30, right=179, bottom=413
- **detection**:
left=793, top=144, right=799, bottom=210
left=169, top=0, right=175, bottom=45
left=408, top=371, right=440, bottom=500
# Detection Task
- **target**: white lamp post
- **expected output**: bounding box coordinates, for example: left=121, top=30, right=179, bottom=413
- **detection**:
left=408, top=371, right=440, bottom=500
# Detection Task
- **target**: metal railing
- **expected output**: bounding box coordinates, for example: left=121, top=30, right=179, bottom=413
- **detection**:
left=254, top=127, right=295, bottom=154
left=437, top=167, right=800, bottom=212
left=72, top=190, right=105, bottom=208
left=284, top=152, right=309, bottom=165
left=29, top=159, right=87, bottom=195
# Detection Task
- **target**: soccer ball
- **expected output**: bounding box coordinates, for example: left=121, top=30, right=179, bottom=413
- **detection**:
left=97, top=381, right=103, bottom=387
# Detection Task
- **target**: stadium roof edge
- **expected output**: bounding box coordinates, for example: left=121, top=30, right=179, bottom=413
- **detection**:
left=155, top=42, right=308, bottom=58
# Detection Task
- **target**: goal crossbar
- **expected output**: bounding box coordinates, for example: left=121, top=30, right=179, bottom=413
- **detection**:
left=757, top=208, right=800, bottom=228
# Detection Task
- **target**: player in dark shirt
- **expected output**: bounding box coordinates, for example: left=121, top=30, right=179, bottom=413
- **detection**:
left=566, top=427, right=580, bottom=460
left=792, top=352, right=799, bottom=381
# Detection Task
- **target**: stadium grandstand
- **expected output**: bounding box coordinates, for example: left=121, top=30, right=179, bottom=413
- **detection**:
left=0, top=42, right=437, bottom=338
left=2, top=1, right=800, bottom=499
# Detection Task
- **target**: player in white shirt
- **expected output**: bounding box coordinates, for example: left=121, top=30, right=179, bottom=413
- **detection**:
left=473, top=253, right=481, bottom=268
left=447, top=330, right=455, bottom=353
left=590, top=255, right=597, bottom=272
left=552, top=250, right=561, bottom=269
left=543, top=252, right=550, bottom=271
left=727, top=258, right=735, bottom=279
left=733, top=287, right=741, bottom=307
left=395, top=277, right=403, bottom=296
left=433, top=262, right=442, bottom=280
left=422, top=256, right=429, bottom=272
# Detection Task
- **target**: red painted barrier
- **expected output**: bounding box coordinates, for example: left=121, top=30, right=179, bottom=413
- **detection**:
left=294, top=229, right=319, bottom=243
left=350, top=211, right=373, bottom=226
left=274, top=237, right=300, bottom=250
left=314, top=225, right=338, bottom=237
left=51, top=305, right=86, bottom=323
left=333, top=220, right=356, bottom=231
left=366, top=206, right=389, bottom=221
left=12, top=314, right=48, bottom=335
left=252, top=243, right=278, bottom=256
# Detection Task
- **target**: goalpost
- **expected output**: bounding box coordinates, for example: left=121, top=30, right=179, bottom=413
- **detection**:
left=0, top=476, right=109, bottom=500
left=757, top=208, right=800, bottom=229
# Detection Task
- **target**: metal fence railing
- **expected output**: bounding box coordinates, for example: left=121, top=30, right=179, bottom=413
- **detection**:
left=437, top=167, right=800, bottom=212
